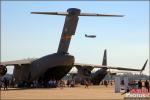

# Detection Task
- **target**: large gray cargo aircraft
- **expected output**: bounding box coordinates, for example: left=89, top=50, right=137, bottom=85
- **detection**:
left=74, top=49, right=148, bottom=85
left=0, top=8, right=148, bottom=85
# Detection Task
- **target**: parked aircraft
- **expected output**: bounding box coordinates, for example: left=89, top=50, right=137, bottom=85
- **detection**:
left=85, top=34, right=96, bottom=38
left=74, top=49, right=148, bottom=85
left=0, top=8, right=147, bottom=86
left=0, top=8, right=124, bottom=84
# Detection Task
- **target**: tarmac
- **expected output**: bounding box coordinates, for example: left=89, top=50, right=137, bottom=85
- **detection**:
left=0, top=85, right=126, bottom=100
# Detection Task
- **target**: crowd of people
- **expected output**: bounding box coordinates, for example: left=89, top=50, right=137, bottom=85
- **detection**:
left=0, top=78, right=60, bottom=90
left=0, top=76, right=149, bottom=92
left=17, top=79, right=64, bottom=88
left=100, top=80, right=113, bottom=87
left=137, top=80, right=149, bottom=92
left=0, top=77, right=92, bottom=90
left=121, top=79, right=150, bottom=95
left=122, top=79, right=150, bottom=94
left=0, top=77, right=79, bottom=90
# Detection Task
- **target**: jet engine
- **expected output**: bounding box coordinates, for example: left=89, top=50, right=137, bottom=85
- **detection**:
left=0, top=65, right=7, bottom=76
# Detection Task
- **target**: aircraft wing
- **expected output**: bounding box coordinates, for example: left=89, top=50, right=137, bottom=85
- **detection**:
left=74, top=63, right=96, bottom=71
left=103, top=59, right=148, bottom=72
left=74, top=59, right=148, bottom=72
left=93, top=65, right=144, bottom=71
left=0, top=59, right=36, bottom=77
left=0, top=59, right=35, bottom=66
left=74, top=63, right=142, bottom=71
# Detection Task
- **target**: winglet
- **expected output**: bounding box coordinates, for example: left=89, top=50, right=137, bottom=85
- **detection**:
left=141, top=59, right=148, bottom=71
left=102, top=49, right=107, bottom=66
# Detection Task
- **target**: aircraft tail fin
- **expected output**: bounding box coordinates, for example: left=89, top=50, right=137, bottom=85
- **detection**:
left=31, top=8, right=123, bottom=54
left=102, top=49, right=107, bottom=66
left=57, top=15, right=79, bottom=54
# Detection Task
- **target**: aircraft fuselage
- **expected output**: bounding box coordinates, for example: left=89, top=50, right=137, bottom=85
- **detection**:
left=31, top=54, right=74, bottom=81
left=13, top=54, right=74, bottom=83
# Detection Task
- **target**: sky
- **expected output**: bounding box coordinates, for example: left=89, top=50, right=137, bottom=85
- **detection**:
left=1, top=1, right=149, bottom=75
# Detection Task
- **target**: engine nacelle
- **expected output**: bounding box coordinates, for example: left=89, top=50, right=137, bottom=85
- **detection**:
left=0, top=65, right=7, bottom=76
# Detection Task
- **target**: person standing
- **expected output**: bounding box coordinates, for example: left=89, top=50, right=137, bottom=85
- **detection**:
left=3, top=77, right=8, bottom=90
left=84, top=80, right=89, bottom=88
left=104, top=80, right=108, bottom=87
left=138, top=80, right=142, bottom=89
left=70, top=80, right=74, bottom=87
left=59, top=80, right=64, bottom=89
left=0, top=79, right=2, bottom=91
left=66, top=80, right=70, bottom=87
left=144, top=80, right=149, bottom=92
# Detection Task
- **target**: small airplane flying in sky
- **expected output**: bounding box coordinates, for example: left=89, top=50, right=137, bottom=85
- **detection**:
left=85, top=34, right=96, bottom=38
left=0, top=8, right=148, bottom=86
